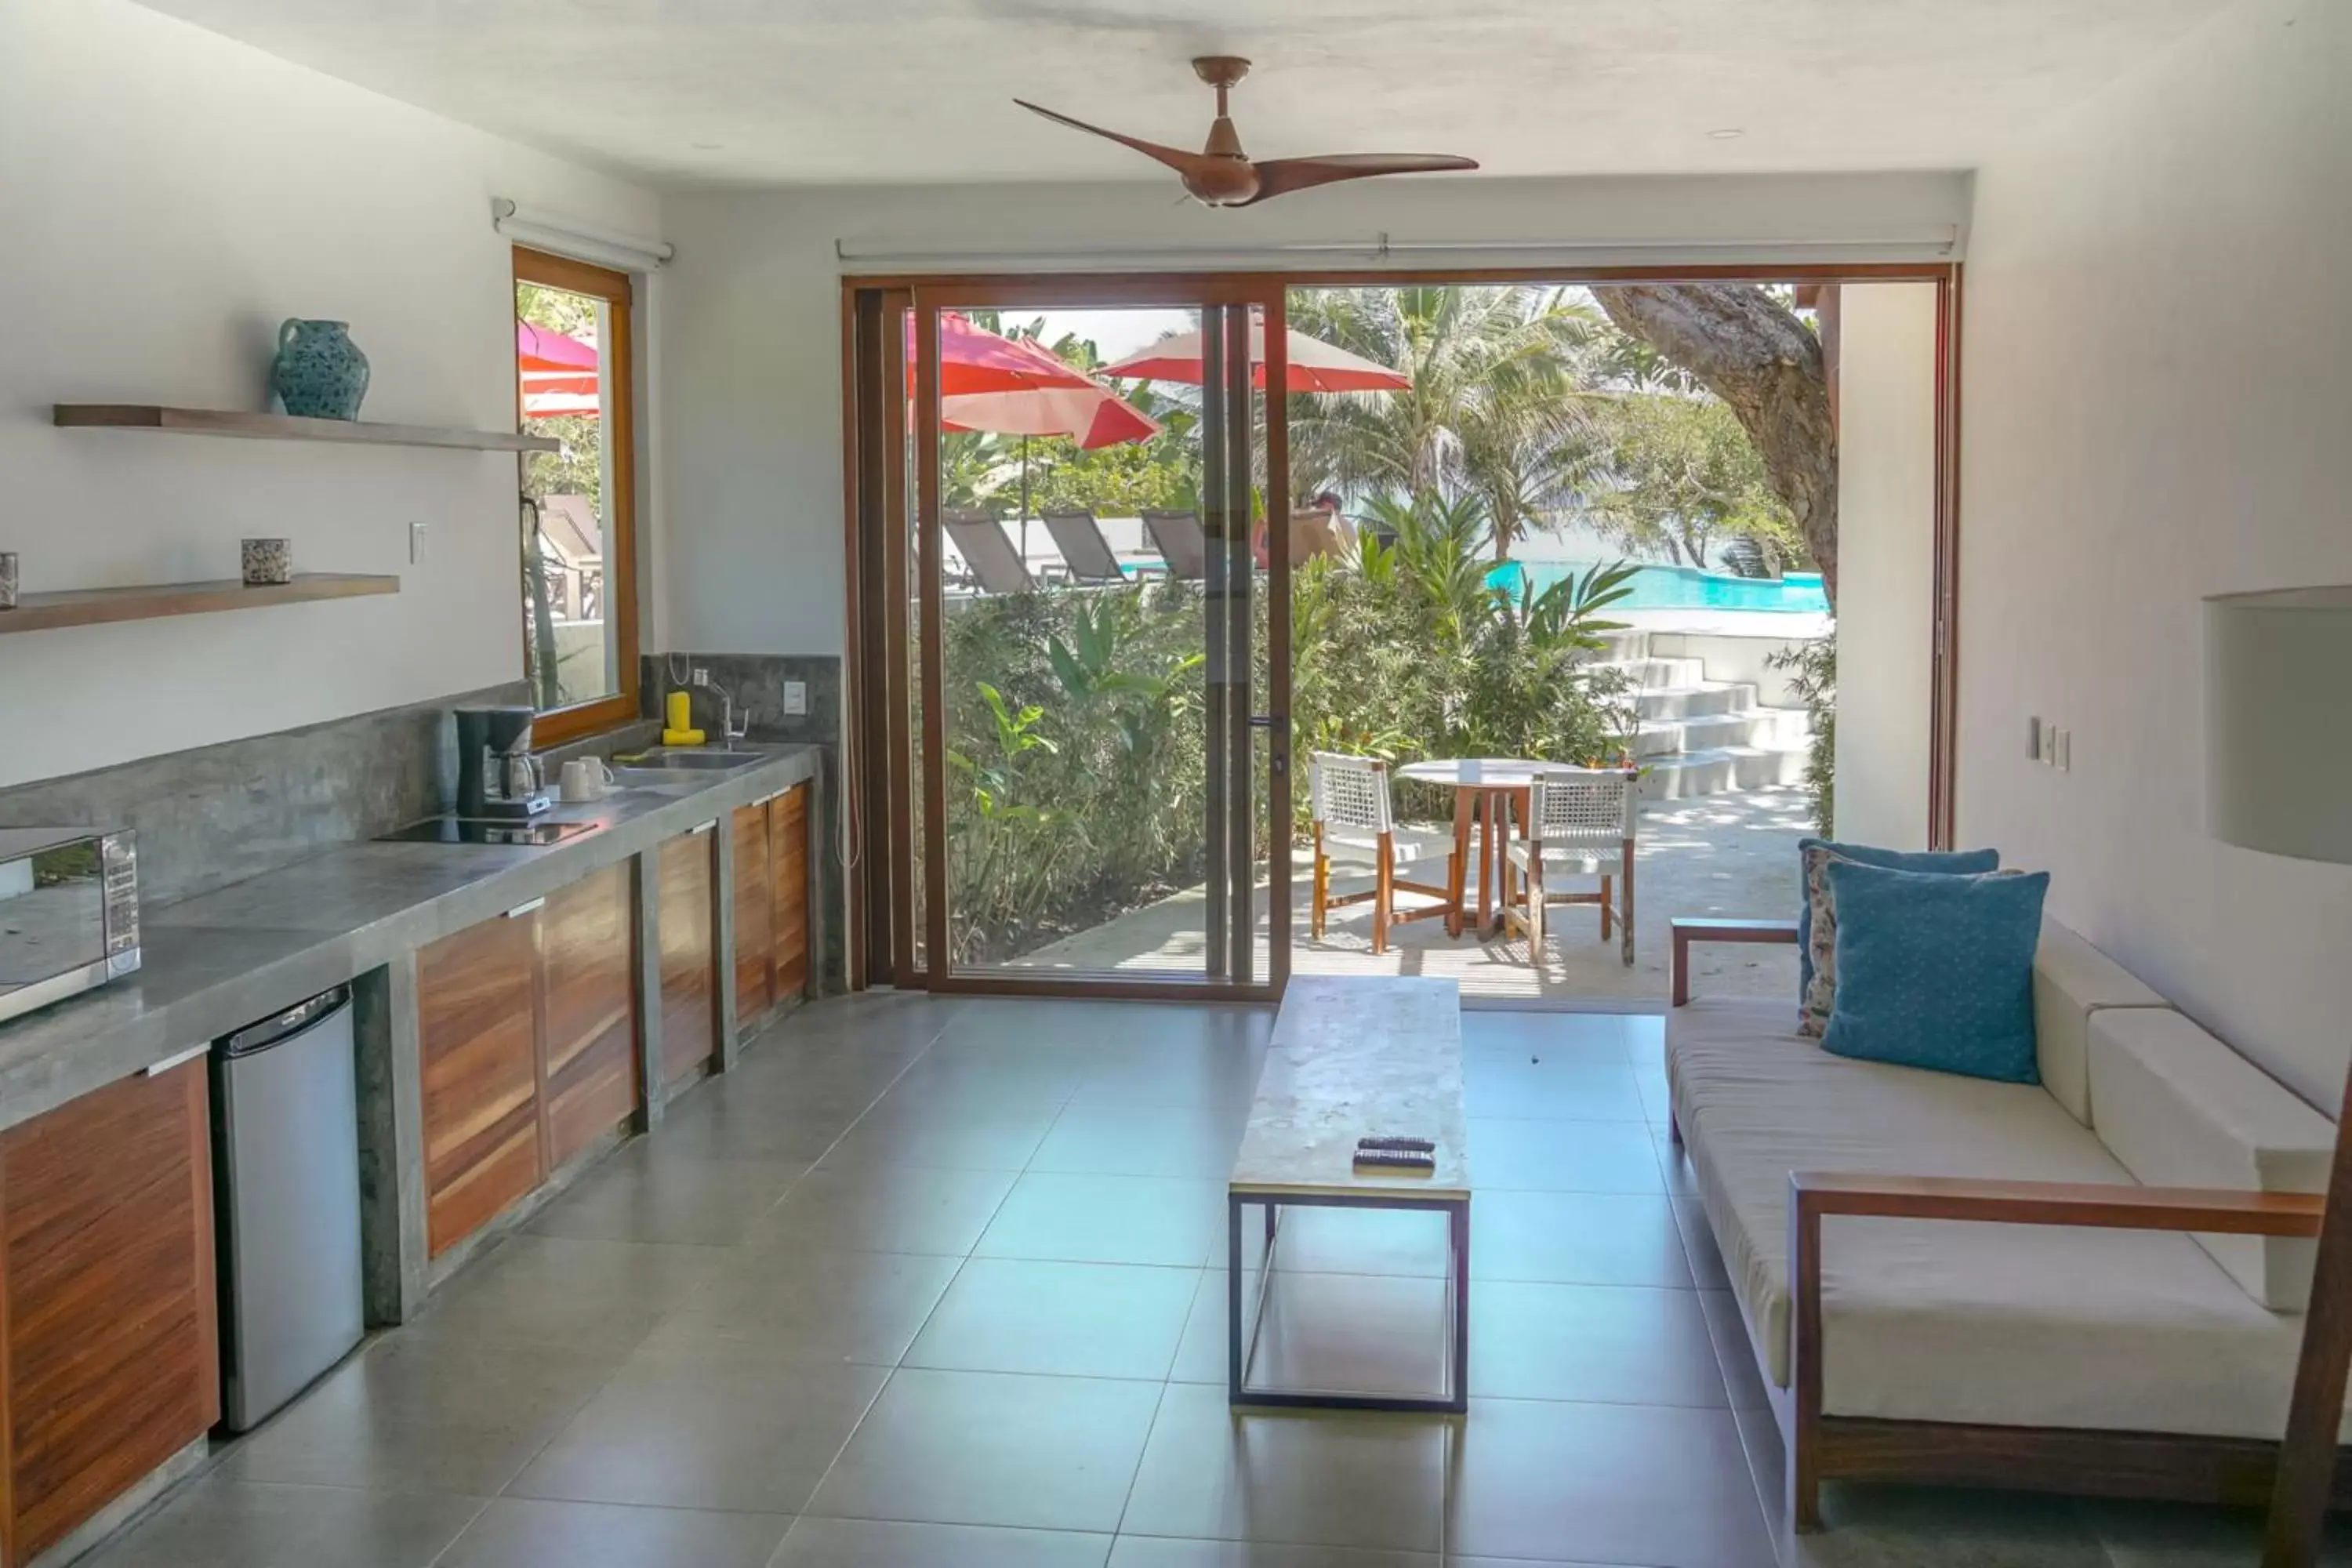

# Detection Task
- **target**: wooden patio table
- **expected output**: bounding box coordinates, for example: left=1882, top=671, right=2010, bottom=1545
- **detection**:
left=1395, top=757, right=1544, bottom=938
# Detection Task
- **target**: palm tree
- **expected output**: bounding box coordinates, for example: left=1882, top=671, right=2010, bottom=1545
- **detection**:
left=1284, top=286, right=1613, bottom=561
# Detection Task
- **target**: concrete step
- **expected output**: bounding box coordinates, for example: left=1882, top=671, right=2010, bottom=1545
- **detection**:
left=1632, top=706, right=1810, bottom=759
left=1639, top=743, right=1811, bottom=801
left=1588, top=655, right=1707, bottom=688
left=1592, top=629, right=1651, bottom=664
left=1635, top=681, right=1758, bottom=720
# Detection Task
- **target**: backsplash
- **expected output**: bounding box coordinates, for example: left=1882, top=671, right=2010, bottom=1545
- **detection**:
left=0, top=681, right=525, bottom=906
left=642, top=654, right=844, bottom=994
left=637, top=654, right=841, bottom=748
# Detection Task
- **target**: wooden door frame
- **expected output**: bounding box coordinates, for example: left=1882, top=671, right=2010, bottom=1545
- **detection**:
left=840, top=261, right=1964, bottom=998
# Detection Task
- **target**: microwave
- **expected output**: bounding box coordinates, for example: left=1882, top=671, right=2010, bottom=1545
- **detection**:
left=0, top=829, right=141, bottom=1028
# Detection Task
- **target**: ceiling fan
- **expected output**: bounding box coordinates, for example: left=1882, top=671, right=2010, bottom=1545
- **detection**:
left=1015, top=56, right=1479, bottom=209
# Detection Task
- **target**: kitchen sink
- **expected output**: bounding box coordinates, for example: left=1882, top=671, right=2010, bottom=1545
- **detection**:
left=611, top=747, right=768, bottom=774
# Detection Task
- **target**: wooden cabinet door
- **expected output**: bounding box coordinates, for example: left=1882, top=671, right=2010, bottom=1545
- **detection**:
left=539, top=863, right=640, bottom=1169
left=769, top=785, right=810, bottom=1000
left=732, top=803, right=773, bottom=1026
left=0, top=1060, right=218, bottom=1563
left=659, top=828, right=719, bottom=1087
left=417, top=909, right=543, bottom=1258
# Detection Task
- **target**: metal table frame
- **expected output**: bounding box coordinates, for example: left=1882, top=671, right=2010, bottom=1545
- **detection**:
left=1226, top=1187, right=1470, bottom=1415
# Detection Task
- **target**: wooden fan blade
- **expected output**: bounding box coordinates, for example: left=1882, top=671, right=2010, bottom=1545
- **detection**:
left=1014, top=99, right=1214, bottom=179
left=1240, top=152, right=1480, bottom=206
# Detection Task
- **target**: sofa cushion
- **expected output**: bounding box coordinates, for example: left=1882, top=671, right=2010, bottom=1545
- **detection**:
left=1668, top=996, right=2326, bottom=1440
left=2031, top=918, right=2167, bottom=1124
left=2088, top=1007, right=2333, bottom=1308
left=1797, top=839, right=1999, bottom=1034
left=1820, top=862, right=2049, bottom=1083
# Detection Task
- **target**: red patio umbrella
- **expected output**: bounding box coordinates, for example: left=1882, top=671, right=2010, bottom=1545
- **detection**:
left=911, top=312, right=1162, bottom=561
left=1100, top=321, right=1411, bottom=394
left=518, top=321, right=601, bottom=418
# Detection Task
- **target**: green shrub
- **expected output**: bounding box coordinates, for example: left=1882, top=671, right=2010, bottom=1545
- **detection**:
left=937, top=492, right=1635, bottom=965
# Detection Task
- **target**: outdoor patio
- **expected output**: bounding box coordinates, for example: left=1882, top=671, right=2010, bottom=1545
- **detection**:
left=1011, top=785, right=1813, bottom=1004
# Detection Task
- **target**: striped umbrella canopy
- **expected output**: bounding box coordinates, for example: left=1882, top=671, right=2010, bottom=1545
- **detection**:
left=1101, top=322, right=1410, bottom=394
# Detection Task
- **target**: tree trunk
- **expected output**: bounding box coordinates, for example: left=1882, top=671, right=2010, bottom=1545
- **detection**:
left=1594, top=285, right=1840, bottom=608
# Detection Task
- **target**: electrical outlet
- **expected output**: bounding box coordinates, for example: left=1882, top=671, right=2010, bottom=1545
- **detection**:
left=782, top=681, right=808, bottom=717
left=408, top=521, right=428, bottom=564
left=691, top=667, right=710, bottom=688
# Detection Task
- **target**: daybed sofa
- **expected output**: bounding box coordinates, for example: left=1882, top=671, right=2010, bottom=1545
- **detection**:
left=1668, top=914, right=2341, bottom=1526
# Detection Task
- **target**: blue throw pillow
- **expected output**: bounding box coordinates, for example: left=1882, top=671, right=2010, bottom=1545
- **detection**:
left=1820, top=860, right=2049, bottom=1083
left=1796, top=839, right=1999, bottom=1014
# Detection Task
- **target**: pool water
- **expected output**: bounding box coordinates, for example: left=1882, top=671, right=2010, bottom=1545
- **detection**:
left=1493, top=560, right=1829, bottom=615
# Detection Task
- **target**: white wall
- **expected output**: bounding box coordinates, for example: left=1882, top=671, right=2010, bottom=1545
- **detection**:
left=1958, top=0, right=2352, bottom=1105
left=1832, top=281, right=1939, bottom=848
left=656, top=171, right=1971, bottom=658
left=0, top=0, right=659, bottom=789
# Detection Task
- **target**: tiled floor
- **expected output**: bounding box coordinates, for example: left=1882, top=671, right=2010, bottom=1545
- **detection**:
left=94, top=993, right=2346, bottom=1566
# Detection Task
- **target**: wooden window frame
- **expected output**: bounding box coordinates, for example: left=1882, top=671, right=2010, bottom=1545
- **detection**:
left=514, top=245, right=641, bottom=747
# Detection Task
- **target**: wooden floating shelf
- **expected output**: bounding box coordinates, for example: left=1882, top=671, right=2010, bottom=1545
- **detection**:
left=53, top=405, right=558, bottom=454
left=0, top=572, right=401, bottom=635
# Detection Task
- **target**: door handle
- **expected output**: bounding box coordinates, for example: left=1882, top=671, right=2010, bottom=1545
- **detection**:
left=1247, top=713, right=1287, bottom=729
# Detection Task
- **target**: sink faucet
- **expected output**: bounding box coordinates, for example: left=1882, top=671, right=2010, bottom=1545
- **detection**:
left=706, top=679, right=752, bottom=743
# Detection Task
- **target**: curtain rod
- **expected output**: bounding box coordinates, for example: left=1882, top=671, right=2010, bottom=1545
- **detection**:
left=494, top=198, right=674, bottom=272
left=833, top=227, right=1959, bottom=273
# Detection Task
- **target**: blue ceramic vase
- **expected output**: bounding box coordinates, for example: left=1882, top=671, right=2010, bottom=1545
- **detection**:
left=271, top=319, right=370, bottom=420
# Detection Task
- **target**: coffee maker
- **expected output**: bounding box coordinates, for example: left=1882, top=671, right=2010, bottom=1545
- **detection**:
left=454, top=706, right=550, bottom=819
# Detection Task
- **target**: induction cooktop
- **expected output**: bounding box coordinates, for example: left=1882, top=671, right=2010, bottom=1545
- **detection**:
left=374, top=817, right=601, bottom=847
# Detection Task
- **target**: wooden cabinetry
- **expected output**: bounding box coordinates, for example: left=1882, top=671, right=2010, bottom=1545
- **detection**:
left=770, top=786, right=811, bottom=999
left=418, top=865, right=643, bottom=1258
left=731, top=804, right=773, bottom=1026
left=0, top=1060, right=217, bottom=1564
left=732, top=785, right=812, bottom=1030
left=418, top=908, right=543, bottom=1258
left=539, top=864, right=640, bottom=1168
left=658, top=827, right=720, bottom=1087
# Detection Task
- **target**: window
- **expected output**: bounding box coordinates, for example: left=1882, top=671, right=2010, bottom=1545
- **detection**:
left=514, top=247, right=638, bottom=743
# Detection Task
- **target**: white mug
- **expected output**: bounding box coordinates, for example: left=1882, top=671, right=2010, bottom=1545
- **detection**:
left=560, top=757, right=614, bottom=803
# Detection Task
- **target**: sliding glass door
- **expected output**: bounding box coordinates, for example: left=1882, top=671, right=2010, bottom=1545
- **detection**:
left=846, top=279, right=1292, bottom=999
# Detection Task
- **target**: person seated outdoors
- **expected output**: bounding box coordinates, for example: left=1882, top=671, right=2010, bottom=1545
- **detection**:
left=1254, top=491, right=1356, bottom=568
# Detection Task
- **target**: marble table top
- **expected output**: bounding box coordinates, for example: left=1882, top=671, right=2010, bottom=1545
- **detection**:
left=1231, top=975, right=1468, bottom=1201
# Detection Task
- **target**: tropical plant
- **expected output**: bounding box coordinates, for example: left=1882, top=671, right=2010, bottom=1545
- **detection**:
left=1767, top=634, right=1837, bottom=835
left=1285, top=286, right=1613, bottom=560
left=1585, top=392, right=1806, bottom=574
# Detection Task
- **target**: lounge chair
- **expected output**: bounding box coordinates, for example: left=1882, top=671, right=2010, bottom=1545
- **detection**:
left=1040, top=510, right=1127, bottom=585
left=942, top=510, right=1035, bottom=595
left=1141, top=508, right=1208, bottom=582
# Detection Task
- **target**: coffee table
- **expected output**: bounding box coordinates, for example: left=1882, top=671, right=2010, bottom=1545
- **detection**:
left=1228, top=975, right=1469, bottom=1414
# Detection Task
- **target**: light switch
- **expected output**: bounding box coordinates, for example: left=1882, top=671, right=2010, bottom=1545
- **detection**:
left=2055, top=729, right=2071, bottom=771
left=783, top=681, right=808, bottom=717
left=408, top=521, right=428, bottom=564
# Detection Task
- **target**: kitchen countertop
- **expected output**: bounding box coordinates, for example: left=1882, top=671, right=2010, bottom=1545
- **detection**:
left=0, top=745, right=822, bottom=1134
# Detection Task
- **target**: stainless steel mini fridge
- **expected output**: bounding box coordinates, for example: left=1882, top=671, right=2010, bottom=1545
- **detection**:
left=212, top=985, right=365, bottom=1431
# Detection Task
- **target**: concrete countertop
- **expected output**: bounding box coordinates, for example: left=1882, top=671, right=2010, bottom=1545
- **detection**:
left=0, top=745, right=823, bottom=1134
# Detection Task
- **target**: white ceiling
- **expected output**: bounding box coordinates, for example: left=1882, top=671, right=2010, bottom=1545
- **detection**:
left=136, top=0, right=2235, bottom=189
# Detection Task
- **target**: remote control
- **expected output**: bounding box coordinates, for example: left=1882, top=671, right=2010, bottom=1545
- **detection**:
left=1356, top=1136, right=1436, bottom=1152
left=1352, top=1148, right=1436, bottom=1172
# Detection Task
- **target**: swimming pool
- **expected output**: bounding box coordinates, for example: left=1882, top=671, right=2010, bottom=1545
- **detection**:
left=1493, top=560, right=1829, bottom=614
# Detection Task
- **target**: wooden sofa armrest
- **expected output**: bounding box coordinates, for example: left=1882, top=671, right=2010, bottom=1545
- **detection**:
left=1669, top=916, right=1800, bottom=1005
left=1784, top=1170, right=2325, bottom=1526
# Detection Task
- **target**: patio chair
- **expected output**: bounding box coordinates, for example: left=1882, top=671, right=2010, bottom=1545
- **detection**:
left=1041, top=510, right=1127, bottom=585
left=1308, top=752, right=1459, bottom=956
left=1141, top=508, right=1208, bottom=582
left=1502, top=765, right=1639, bottom=965
left=942, top=510, right=1035, bottom=595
